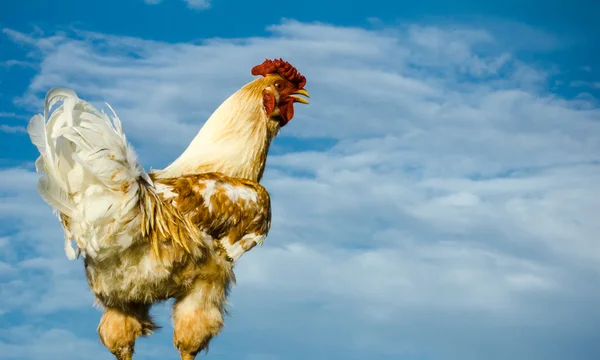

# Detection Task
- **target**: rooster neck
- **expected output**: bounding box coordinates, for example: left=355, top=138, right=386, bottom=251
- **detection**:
left=156, top=85, right=279, bottom=183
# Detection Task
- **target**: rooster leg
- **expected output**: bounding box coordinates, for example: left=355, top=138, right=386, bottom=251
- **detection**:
left=98, top=304, right=157, bottom=360
left=172, top=280, right=228, bottom=360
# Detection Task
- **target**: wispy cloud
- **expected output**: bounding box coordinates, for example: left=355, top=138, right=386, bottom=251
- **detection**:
left=2, top=20, right=600, bottom=360
left=0, top=112, right=31, bottom=122
left=143, top=0, right=211, bottom=10
left=184, top=0, right=210, bottom=9
left=570, top=80, right=600, bottom=89
left=0, top=125, right=26, bottom=133
left=0, top=60, right=36, bottom=68
left=0, top=326, right=111, bottom=360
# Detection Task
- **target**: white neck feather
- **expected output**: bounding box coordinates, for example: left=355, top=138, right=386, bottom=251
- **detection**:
left=155, top=84, right=276, bottom=182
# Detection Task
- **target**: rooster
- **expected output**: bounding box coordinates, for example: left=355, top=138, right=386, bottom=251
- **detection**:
left=26, top=59, right=309, bottom=360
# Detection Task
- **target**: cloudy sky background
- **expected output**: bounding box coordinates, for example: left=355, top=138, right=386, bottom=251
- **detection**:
left=1, top=1, right=600, bottom=359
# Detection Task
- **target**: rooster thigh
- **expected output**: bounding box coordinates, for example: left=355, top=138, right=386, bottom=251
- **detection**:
left=172, top=257, right=233, bottom=360
left=98, top=303, right=157, bottom=360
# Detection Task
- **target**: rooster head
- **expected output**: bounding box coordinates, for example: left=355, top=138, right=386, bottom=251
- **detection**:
left=251, top=58, right=309, bottom=127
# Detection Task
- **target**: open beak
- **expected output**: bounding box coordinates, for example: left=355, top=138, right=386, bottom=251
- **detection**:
left=290, top=89, right=310, bottom=104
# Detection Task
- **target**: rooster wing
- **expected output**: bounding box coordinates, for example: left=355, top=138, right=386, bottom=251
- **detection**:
left=154, top=173, right=272, bottom=262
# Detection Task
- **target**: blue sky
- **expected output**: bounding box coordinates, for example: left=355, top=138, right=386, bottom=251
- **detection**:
left=1, top=1, right=600, bottom=359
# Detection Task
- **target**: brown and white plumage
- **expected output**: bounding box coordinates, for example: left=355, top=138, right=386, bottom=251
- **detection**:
left=27, top=58, right=309, bottom=360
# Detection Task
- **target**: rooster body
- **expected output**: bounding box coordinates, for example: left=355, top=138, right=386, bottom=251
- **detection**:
left=27, top=59, right=309, bottom=360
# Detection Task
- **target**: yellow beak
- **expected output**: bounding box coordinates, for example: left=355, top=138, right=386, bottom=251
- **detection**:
left=290, top=89, right=310, bottom=104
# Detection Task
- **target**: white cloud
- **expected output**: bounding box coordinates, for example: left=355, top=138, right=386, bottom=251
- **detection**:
left=2, top=19, right=600, bottom=360
left=0, top=60, right=36, bottom=68
left=0, top=125, right=26, bottom=133
left=0, top=327, right=110, bottom=360
left=143, top=0, right=211, bottom=10
left=184, top=0, right=210, bottom=9
left=570, top=80, right=600, bottom=89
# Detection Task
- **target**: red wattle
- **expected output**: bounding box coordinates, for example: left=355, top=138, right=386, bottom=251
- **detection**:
left=279, top=97, right=295, bottom=127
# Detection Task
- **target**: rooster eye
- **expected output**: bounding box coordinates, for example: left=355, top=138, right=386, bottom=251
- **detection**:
left=274, top=81, right=283, bottom=90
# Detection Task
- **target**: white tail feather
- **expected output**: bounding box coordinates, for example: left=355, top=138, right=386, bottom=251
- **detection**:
left=36, top=175, right=75, bottom=218
left=27, top=88, right=153, bottom=260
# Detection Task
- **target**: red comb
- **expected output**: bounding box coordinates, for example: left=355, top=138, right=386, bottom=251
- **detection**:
left=251, top=58, right=306, bottom=89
